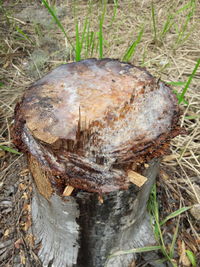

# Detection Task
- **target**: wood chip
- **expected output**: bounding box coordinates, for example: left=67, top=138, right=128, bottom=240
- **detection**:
left=63, top=185, right=74, bottom=196
left=128, top=170, right=147, bottom=187
left=98, top=195, right=104, bottom=204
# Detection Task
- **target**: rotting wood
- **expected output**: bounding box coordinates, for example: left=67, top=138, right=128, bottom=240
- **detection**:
left=12, top=58, right=181, bottom=267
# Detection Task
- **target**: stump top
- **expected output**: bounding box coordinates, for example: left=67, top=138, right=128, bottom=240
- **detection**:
left=13, top=59, right=180, bottom=194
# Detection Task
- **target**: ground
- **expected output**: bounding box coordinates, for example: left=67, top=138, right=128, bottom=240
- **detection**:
left=0, top=0, right=199, bottom=266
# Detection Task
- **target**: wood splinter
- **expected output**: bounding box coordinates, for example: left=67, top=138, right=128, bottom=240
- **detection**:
left=128, top=170, right=148, bottom=187
left=63, top=185, right=74, bottom=196
left=98, top=195, right=104, bottom=204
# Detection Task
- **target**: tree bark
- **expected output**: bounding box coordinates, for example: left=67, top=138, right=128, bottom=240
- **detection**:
left=12, top=58, right=181, bottom=267
left=31, top=159, right=159, bottom=267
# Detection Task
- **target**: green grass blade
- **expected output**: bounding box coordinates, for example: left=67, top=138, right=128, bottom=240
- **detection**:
left=173, top=90, right=188, bottom=105
left=98, top=0, right=107, bottom=59
left=0, top=145, right=21, bottom=155
left=87, top=30, right=95, bottom=57
left=178, top=58, right=200, bottom=104
left=186, top=250, right=197, bottom=267
left=122, top=27, right=144, bottom=62
left=151, top=2, right=157, bottom=41
left=99, top=17, right=103, bottom=59
left=15, top=25, right=34, bottom=44
left=85, top=23, right=90, bottom=58
left=75, top=18, right=88, bottom=61
left=80, top=18, right=88, bottom=51
left=169, top=216, right=180, bottom=259
left=109, top=245, right=161, bottom=258
left=75, top=22, right=81, bottom=61
left=160, top=206, right=191, bottom=226
left=98, top=23, right=103, bottom=58
left=90, top=32, right=96, bottom=57
left=175, top=0, right=194, bottom=15
left=176, top=11, right=193, bottom=45
left=165, top=81, right=186, bottom=86
left=160, top=14, right=174, bottom=39
left=181, top=23, right=198, bottom=45
left=42, top=0, right=74, bottom=50
left=110, top=0, right=118, bottom=26
left=185, top=115, right=200, bottom=119
left=148, top=184, right=170, bottom=260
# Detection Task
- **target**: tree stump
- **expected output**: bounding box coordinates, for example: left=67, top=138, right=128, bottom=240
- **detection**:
left=12, top=58, right=181, bottom=267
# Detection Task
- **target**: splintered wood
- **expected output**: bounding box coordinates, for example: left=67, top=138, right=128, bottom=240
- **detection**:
left=128, top=170, right=147, bottom=187
left=12, top=58, right=181, bottom=195
left=63, top=185, right=74, bottom=196
left=98, top=195, right=104, bottom=204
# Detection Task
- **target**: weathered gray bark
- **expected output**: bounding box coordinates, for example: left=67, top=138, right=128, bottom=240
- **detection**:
left=12, top=58, right=181, bottom=267
left=32, top=160, right=159, bottom=267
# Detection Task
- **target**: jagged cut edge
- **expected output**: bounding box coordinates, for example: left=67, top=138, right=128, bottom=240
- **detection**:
left=12, top=59, right=181, bottom=194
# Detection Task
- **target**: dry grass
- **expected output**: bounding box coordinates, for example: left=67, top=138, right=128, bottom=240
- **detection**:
left=0, top=0, right=200, bottom=265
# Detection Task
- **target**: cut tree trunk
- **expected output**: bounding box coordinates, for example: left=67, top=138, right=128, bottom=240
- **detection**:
left=12, top=58, right=181, bottom=267
left=31, top=159, right=159, bottom=267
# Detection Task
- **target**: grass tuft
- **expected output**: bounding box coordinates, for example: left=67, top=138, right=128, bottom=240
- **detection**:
left=108, top=245, right=161, bottom=259
left=41, top=0, right=74, bottom=50
left=98, top=0, right=107, bottom=59
left=147, top=184, right=191, bottom=266
left=122, top=26, right=144, bottom=62
left=178, top=58, right=200, bottom=104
